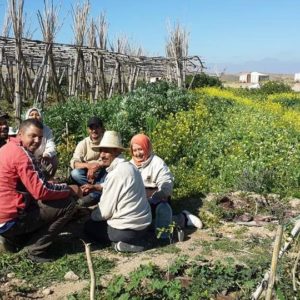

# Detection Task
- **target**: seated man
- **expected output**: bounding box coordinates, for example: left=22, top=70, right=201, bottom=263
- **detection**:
left=82, top=131, right=152, bottom=252
left=25, top=107, right=58, bottom=180
left=0, top=111, right=9, bottom=148
left=0, top=119, right=81, bottom=262
left=70, top=116, right=106, bottom=206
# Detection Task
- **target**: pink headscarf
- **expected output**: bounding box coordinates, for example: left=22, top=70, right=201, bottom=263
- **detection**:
left=130, top=134, right=152, bottom=165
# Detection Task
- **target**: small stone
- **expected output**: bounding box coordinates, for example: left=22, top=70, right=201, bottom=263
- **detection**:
left=42, top=288, right=53, bottom=296
left=7, top=272, right=15, bottom=279
left=64, top=270, right=79, bottom=281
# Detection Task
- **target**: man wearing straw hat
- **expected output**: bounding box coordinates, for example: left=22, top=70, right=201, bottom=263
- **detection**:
left=82, top=131, right=152, bottom=252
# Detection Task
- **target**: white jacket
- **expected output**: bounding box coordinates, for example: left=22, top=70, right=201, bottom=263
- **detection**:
left=92, top=155, right=152, bottom=230
left=130, top=154, right=174, bottom=199
left=34, top=125, right=56, bottom=159
left=24, top=108, right=56, bottom=159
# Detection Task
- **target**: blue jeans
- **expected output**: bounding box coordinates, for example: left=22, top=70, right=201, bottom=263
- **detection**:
left=70, top=168, right=88, bottom=185
left=70, top=168, right=107, bottom=201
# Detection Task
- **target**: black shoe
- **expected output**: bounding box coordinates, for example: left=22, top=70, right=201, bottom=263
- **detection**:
left=77, top=195, right=99, bottom=207
left=27, top=253, right=54, bottom=263
left=112, top=241, right=145, bottom=253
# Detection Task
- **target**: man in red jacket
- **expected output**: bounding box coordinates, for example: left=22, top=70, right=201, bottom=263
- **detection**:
left=0, top=118, right=81, bottom=262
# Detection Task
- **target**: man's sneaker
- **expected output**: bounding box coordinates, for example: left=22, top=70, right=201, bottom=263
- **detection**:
left=27, top=253, right=54, bottom=263
left=182, top=210, right=203, bottom=229
left=155, top=202, right=173, bottom=239
left=77, top=194, right=99, bottom=207
left=113, top=241, right=144, bottom=253
left=0, top=235, right=16, bottom=253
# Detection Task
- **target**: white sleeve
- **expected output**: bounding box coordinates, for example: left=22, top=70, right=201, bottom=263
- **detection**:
left=43, top=126, right=56, bottom=157
left=98, top=174, right=122, bottom=220
left=154, top=163, right=174, bottom=198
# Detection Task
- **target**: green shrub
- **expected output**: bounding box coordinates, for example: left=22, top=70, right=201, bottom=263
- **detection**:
left=186, top=72, right=222, bottom=89
left=260, top=80, right=292, bottom=94
left=151, top=88, right=300, bottom=198
left=44, top=81, right=197, bottom=145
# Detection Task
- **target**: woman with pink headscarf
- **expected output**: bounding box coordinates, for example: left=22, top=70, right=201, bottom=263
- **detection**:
left=130, top=134, right=202, bottom=238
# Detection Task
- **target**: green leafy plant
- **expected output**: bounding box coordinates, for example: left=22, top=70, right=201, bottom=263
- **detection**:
left=186, top=72, right=223, bottom=89
left=156, top=221, right=176, bottom=242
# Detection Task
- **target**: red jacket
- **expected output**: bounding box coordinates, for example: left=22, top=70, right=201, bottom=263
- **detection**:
left=0, top=137, right=70, bottom=223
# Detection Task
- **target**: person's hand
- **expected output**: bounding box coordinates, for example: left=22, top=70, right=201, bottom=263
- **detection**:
left=81, top=183, right=95, bottom=194
left=87, top=169, right=95, bottom=183
left=87, top=162, right=101, bottom=183
left=87, top=162, right=101, bottom=172
left=146, top=188, right=158, bottom=198
left=69, top=184, right=83, bottom=198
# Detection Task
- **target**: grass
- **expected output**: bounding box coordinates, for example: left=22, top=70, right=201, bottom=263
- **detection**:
left=234, top=226, right=249, bottom=237
left=0, top=251, right=115, bottom=288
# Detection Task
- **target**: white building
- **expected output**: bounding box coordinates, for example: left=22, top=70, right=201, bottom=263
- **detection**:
left=239, top=73, right=251, bottom=83
left=250, top=72, right=269, bottom=84
left=239, top=72, right=269, bottom=84
left=294, top=73, right=300, bottom=82
left=149, top=76, right=162, bottom=83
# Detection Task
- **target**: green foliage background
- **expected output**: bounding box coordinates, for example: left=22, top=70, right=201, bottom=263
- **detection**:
left=44, top=82, right=300, bottom=199
left=45, top=81, right=197, bottom=145
left=152, top=88, right=300, bottom=198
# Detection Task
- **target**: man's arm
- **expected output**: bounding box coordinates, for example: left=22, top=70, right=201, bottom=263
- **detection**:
left=70, top=139, right=101, bottom=178
left=18, top=149, right=71, bottom=200
left=91, top=172, right=123, bottom=222
left=70, top=140, right=86, bottom=169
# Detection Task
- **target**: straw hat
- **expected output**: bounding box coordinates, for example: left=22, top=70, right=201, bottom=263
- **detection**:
left=98, top=131, right=125, bottom=150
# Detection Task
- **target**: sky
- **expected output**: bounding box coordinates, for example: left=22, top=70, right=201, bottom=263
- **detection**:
left=0, top=0, right=300, bottom=74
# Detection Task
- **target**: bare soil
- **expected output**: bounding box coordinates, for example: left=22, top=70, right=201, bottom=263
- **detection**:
left=43, top=224, right=275, bottom=299
left=1, top=192, right=299, bottom=299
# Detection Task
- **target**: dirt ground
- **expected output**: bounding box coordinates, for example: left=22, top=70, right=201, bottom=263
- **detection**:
left=43, top=223, right=276, bottom=300
left=1, top=192, right=299, bottom=299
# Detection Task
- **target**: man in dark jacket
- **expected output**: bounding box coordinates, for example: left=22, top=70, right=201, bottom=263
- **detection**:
left=0, top=119, right=81, bottom=262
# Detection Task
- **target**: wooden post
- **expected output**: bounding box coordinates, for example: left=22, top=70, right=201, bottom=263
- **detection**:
left=9, top=0, right=24, bottom=125
left=265, top=225, right=283, bottom=300
left=83, top=241, right=96, bottom=300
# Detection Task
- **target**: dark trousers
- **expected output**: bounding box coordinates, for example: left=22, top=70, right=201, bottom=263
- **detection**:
left=2, top=197, right=76, bottom=256
left=84, top=219, right=148, bottom=245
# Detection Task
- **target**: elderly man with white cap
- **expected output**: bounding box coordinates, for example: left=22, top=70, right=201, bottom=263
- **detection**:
left=81, top=131, right=152, bottom=252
